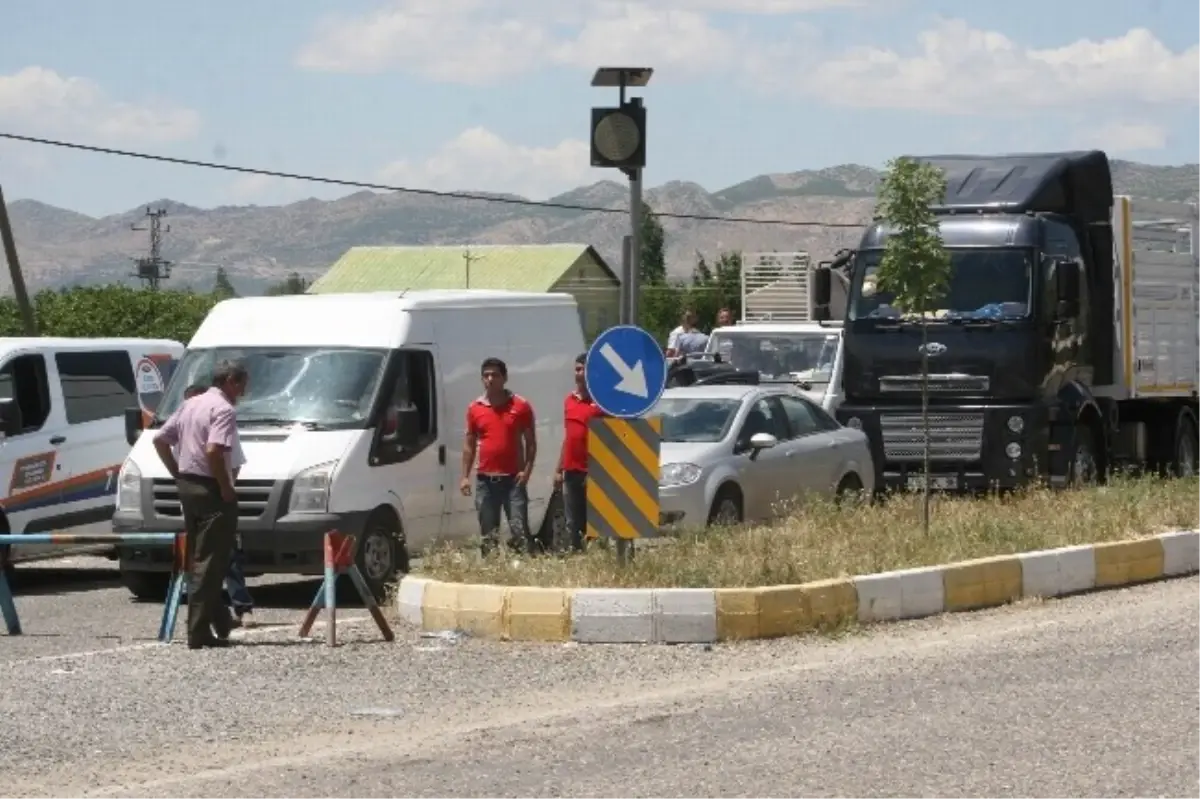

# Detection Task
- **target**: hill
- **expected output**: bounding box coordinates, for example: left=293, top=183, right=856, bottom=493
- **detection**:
left=6, top=159, right=1197, bottom=294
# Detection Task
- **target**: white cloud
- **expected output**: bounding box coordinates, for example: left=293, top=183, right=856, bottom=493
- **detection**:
left=0, top=66, right=200, bottom=143
left=796, top=19, right=1199, bottom=114
left=1073, top=121, right=1170, bottom=153
left=377, top=127, right=591, bottom=200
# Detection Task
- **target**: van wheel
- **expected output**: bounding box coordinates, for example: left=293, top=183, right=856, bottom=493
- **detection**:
left=357, top=509, right=405, bottom=603
left=120, top=568, right=171, bottom=602
left=537, top=491, right=567, bottom=554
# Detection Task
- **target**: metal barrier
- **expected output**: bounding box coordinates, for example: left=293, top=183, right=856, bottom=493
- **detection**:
left=298, top=531, right=394, bottom=647
left=0, top=532, right=186, bottom=640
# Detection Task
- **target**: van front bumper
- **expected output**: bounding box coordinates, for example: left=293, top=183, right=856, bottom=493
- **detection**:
left=113, top=477, right=371, bottom=575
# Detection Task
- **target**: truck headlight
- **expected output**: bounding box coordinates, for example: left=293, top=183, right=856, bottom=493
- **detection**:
left=1006, top=415, right=1024, bottom=434
left=115, top=461, right=142, bottom=514
left=288, top=461, right=335, bottom=514
left=660, top=463, right=702, bottom=488
left=1005, top=442, right=1022, bottom=459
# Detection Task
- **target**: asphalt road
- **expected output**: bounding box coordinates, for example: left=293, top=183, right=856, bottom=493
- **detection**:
left=2, top=558, right=1197, bottom=798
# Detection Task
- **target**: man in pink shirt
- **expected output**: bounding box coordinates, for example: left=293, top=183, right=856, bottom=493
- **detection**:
left=153, top=360, right=249, bottom=649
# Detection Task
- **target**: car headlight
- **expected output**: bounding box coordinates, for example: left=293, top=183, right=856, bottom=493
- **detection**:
left=115, top=460, right=142, bottom=514
left=288, top=461, right=335, bottom=514
left=1006, top=415, right=1024, bottom=434
left=659, top=462, right=702, bottom=488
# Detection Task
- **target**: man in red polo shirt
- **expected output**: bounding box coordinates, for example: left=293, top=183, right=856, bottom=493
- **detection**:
left=555, top=352, right=604, bottom=552
left=460, top=357, right=537, bottom=556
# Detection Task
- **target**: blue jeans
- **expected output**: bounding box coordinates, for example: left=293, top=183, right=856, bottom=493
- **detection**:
left=475, top=474, right=531, bottom=555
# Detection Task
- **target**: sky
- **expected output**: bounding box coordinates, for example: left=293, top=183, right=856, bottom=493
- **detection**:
left=1, top=0, right=1197, bottom=218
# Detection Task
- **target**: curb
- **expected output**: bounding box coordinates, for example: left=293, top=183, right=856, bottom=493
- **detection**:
left=395, top=529, right=1200, bottom=644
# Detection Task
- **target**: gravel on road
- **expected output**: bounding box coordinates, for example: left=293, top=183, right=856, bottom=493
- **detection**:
left=2, top=558, right=1197, bottom=798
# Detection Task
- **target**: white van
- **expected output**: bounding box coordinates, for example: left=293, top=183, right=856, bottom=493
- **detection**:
left=0, top=337, right=185, bottom=569
left=114, top=290, right=585, bottom=600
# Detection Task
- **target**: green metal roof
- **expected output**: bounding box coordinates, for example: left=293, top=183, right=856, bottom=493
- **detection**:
left=308, top=244, right=600, bottom=294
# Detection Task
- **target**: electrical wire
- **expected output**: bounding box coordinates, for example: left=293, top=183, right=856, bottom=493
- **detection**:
left=0, top=131, right=868, bottom=229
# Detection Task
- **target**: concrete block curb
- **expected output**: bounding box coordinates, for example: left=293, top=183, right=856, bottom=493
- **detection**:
left=395, top=528, right=1199, bottom=645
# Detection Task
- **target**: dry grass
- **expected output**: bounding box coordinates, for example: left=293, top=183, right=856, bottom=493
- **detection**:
left=416, top=477, right=1200, bottom=589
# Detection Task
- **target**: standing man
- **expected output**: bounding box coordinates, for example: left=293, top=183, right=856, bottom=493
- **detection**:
left=460, top=357, right=537, bottom=556
left=153, top=361, right=248, bottom=649
left=555, top=353, right=603, bottom=552
left=666, top=309, right=709, bottom=357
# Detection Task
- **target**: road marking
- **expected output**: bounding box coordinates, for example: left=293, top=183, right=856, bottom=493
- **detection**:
left=6, top=614, right=377, bottom=666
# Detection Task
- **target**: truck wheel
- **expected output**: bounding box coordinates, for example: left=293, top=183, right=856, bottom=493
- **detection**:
left=1173, top=414, right=1197, bottom=478
left=1067, top=425, right=1100, bottom=487
left=120, top=568, right=170, bottom=602
left=356, top=509, right=405, bottom=603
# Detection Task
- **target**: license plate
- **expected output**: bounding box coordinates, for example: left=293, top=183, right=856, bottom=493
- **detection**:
left=906, top=474, right=958, bottom=491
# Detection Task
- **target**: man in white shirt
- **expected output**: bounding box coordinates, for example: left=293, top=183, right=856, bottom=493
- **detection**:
left=666, top=309, right=709, bottom=357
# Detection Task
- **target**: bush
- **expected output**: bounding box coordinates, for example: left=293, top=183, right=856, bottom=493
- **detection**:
left=0, top=285, right=220, bottom=342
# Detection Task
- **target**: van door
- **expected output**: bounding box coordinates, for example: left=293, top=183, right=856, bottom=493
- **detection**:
left=0, top=350, right=71, bottom=562
left=367, top=346, right=446, bottom=551
left=50, top=349, right=139, bottom=544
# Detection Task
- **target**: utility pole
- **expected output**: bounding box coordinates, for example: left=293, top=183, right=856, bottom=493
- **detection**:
left=0, top=185, right=38, bottom=335
left=462, top=248, right=485, bottom=289
left=130, top=207, right=173, bottom=290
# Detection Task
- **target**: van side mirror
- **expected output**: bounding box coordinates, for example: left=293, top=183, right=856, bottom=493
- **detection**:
left=1050, top=256, right=1080, bottom=319
left=124, top=407, right=145, bottom=446
left=813, top=267, right=832, bottom=320
left=0, top=398, right=21, bottom=438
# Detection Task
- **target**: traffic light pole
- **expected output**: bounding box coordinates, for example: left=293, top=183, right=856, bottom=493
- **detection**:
left=626, top=166, right=642, bottom=327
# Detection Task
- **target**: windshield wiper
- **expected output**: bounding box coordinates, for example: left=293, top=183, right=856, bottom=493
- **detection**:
left=239, top=416, right=328, bottom=430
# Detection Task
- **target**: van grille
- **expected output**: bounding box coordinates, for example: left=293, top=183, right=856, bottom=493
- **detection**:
left=879, top=412, right=984, bottom=462
left=151, top=478, right=275, bottom=519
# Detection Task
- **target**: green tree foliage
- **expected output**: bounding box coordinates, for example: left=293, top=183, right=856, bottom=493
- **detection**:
left=265, top=272, right=312, bottom=295
left=872, top=155, right=951, bottom=531
left=687, top=251, right=742, bottom=328
left=639, top=202, right=667, bottom=286
left=0, top=285, right=221, bottom=343
left=212, top=266, right=239, bottom=299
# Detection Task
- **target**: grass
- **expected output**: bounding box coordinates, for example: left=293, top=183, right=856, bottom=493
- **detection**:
left=416, top=476, right=1200, bottom=589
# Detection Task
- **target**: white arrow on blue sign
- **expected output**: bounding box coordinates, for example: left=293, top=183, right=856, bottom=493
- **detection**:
left=584, top=325, right=668, bottom=419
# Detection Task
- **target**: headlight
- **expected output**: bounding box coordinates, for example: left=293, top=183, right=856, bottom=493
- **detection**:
left=845, top=417, right=863, bottom=430
left=1005, top=442, right=1022, bottom=459
left=659, top=462, right=702, bottom=488
left=1006, top=415, right=1024, bottom=434
left=288, top=461, right=335, bottom=514
left=115, top=461, right=142, bottom=514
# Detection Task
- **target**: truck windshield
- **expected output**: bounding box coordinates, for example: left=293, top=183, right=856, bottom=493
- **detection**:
left=708, top=331, right=838, bottom=383
left=849, top=248, right=1034, bottom=322
left=154, top=346, right=388, bottom=429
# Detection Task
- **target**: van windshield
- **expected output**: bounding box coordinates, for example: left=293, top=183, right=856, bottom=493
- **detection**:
left=154, top=347, right=388, bottom=429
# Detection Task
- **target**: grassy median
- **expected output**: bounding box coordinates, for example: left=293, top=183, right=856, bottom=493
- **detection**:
left=417, top=476, right=1200, bottom=589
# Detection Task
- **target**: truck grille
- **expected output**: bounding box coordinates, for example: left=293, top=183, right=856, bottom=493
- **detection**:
left=879, top=374, right=990, bottom=394
left=879, top=412, right=984, bottom=462
left=151, top=478, right=275, bottom=519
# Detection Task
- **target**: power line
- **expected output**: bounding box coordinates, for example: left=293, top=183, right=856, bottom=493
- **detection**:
left=0, top=131, right=868, bottom=230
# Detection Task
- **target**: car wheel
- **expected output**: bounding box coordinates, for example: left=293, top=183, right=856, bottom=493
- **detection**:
left=707, top=485, right=743, bottom=528
left=835, top=473, right=866, bottom=506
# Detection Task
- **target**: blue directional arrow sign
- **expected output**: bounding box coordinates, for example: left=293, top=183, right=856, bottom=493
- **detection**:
left=585, top=325, right=668, bottom=419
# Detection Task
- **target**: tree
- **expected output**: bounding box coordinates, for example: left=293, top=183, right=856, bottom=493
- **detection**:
left=639, top=202, right=666, bottom=285
left=0, top=285, right=220, bottom=342
left=872, top=156, right=951, bottom=535
left=212, top=266, right=238, bottom=299
left=265, top=272, right=311, bottom=295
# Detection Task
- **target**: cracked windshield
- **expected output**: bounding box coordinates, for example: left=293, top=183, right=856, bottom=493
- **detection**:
left=709, top=331, right=839, bottom=383
left=157, top=347, right=386, bottom=427
left=850, top=248, right=1033, bottom=321
left=657, top=397, right=742, bottom=443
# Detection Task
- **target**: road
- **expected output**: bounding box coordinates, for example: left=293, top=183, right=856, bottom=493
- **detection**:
left=1, top=559, right=1197, bottom=798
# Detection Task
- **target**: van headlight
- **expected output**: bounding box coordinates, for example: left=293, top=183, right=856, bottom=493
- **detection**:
left=288, top=462, right=335, bottom=514
left=115, top=461, right=142, bottom=514
left=660, top=463, right=702, bottom=488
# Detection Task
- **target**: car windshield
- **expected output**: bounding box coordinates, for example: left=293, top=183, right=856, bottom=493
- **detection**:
left=654, top=397, right=742, bottom=443
left=155, top=346, right=388, bottom=429
left=849, top=248, right=1034, bottom=321
left=708, top=332, right=838, bottom=383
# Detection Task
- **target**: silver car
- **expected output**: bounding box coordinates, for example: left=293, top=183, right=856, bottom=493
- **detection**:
left=655, top=383, right=876, bottom=528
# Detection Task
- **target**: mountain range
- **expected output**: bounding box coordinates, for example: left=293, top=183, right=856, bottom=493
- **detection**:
left=6, top=159, right=1197, bottom=295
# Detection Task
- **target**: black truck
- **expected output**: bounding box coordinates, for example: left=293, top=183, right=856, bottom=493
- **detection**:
left=813, top=150, right=1199, bottom=493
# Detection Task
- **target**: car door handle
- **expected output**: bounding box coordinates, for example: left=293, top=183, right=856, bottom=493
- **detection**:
left=49, top=435, right=66, bottom=445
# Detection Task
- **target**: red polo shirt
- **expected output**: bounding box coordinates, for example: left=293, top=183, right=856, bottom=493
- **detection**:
left=467, top=392, right=534, bottom=476
left=562, top=392, right=603, bottom=472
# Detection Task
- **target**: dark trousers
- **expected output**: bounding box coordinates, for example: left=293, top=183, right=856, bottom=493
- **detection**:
left=562, top=470, right=588, bottom=552
left=475, top=474, right=531, bottom=555
left=177, top=475, right=238, bottom=643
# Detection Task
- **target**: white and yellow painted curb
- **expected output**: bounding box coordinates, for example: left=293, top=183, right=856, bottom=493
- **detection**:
left=395, top=529, right=1199, bottom=644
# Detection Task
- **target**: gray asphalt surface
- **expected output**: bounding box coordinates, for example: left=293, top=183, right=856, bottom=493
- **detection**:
left=2, top=558, right=1197, bottom=798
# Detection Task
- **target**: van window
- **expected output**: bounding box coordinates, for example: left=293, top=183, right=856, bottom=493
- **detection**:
left=391, top=350, right=437, bottom=440
left=55, top=351, right=138, bottom=425
left=0, top=354, right=52, bottom=433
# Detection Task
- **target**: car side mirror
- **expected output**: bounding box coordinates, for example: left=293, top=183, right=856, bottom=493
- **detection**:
left=0, top=398, right=21, bottom=438
left=747, top=432, right=778, bottom=460
left=1050, top=256, right=1080, bottom=319
left=813, top=267, right=832, bottom=321
left=124, top=406, right=144, bottom=446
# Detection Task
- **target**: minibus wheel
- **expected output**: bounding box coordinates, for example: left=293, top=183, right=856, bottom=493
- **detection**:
left=357, top=508, right=404, bottom=602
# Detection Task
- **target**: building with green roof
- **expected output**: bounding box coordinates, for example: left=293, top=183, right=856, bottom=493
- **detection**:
left=308, top=243, right=621, bottom=343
